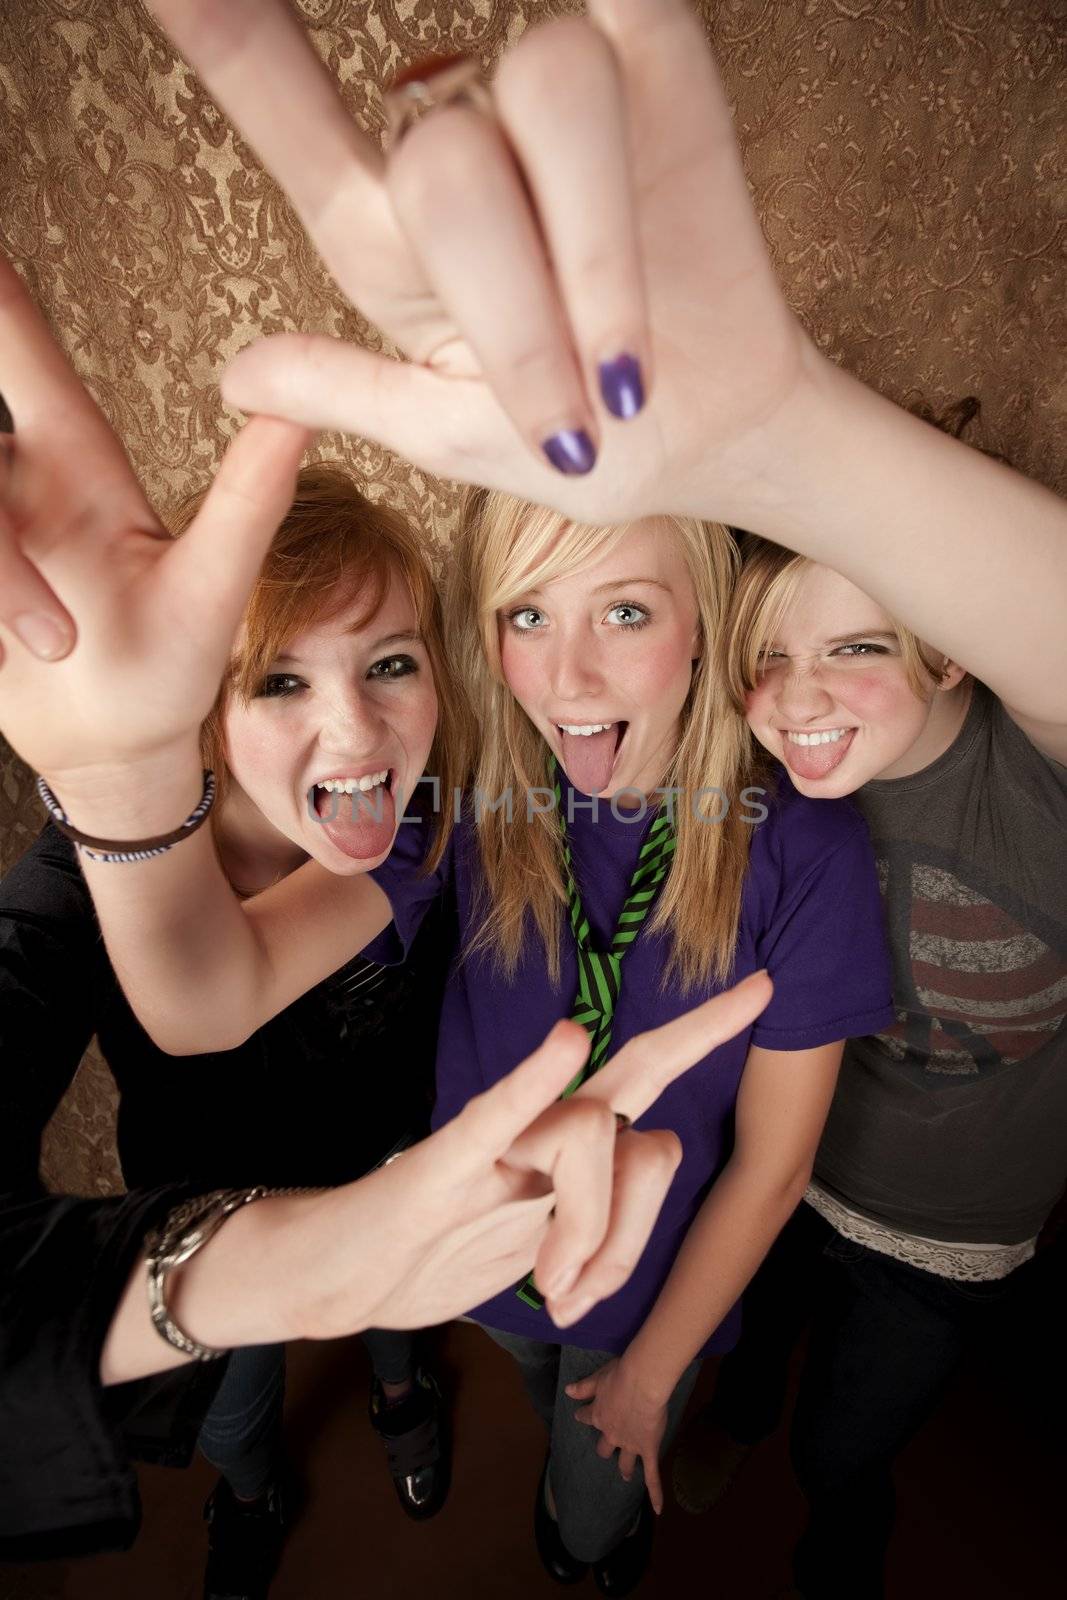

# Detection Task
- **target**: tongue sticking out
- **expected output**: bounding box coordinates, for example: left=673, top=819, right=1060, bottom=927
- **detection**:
left=313, top=782, right=397, bottom=861
left=560, top=724, right=620, bottom=797
left=783, top=729, right=855, bottom=782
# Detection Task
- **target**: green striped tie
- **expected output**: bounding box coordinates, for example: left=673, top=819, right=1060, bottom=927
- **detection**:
left=516, top=771, right=676, bottom=1310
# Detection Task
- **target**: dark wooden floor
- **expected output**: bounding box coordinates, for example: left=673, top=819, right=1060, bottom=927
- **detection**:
left=4, top=1266, right=1064, bottom=1600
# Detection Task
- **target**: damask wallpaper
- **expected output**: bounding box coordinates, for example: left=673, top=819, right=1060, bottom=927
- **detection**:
left=0, top=0, right=1064, bottom=1195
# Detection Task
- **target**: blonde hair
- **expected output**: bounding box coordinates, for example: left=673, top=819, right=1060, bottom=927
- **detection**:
left=721, top=532, right=949, bottom=709
left=168, top=462, right=471, bottom=877
left=450, top=489, right=768, bottom=991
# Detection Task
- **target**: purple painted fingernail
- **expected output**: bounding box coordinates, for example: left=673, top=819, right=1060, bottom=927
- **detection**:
left=542, top=428, right=597, bottom=476
left=598, top=353, right=645, bottom=420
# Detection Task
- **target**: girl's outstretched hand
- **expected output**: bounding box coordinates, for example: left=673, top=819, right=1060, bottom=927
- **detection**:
left=333, top=970, right=773, bottom=1336
left=146, top=0, right=810, bottom=524
left=0, top=256, right=310, bottom=788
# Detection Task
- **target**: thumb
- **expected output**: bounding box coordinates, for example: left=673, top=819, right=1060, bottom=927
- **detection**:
left=164, top=414, right=311, bottom=632
left=222, top=332, right=523, bottom=489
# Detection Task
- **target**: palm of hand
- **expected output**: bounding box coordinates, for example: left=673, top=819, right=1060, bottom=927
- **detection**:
left=218, top=1, right=809, bottom=524
left=0, top=409, right=182, bottom=776
left=0, top=263, right=307, bottom=784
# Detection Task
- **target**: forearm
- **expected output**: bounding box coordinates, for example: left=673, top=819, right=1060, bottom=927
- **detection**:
left=623, top=1158, right=808, bottom=1405
left=44, top=742, right=273, bottom=1052
left=734, top=346, right=1067, bottom=722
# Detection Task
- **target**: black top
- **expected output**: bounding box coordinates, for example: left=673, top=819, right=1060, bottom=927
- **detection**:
left=0, top=824, right=453, bottom=1559
left=0, top=1181, right=206, bottom=1561
left=0, top=824, right=452, bottom=1192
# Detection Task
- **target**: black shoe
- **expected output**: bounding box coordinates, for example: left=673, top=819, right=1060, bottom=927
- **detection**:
left=592, top=1497, right=655, bottom=1598
left=534, top=1454, right=588, bottom=1586
left=368, top=1366, right=450, bottom=1520
left=202, top=1476, right=287, bottom=1600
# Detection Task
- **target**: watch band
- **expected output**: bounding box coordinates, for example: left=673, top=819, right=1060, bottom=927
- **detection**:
left=144, top=1187, right=270, bottom=1362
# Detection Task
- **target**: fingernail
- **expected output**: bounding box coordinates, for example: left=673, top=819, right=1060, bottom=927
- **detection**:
left=13, top=612, right=72, bottom=660
left=598, top=353, right=645, bottom=420
left=545, top=1263, right=580, bottom=1299
left=542, top=428, right=597, bottom=476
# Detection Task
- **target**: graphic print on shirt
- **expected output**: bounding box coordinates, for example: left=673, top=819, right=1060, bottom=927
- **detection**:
left=873, top=839, right=1067, bottom=1082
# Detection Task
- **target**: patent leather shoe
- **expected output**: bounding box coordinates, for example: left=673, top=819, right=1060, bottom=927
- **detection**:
left=368, top=1366, right=450, bottom=1520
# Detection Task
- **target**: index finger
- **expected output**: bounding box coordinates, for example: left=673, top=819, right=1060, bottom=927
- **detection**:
left=578, top=969, right=773, bottom=1123
left=144, top=0, right=382, bottom=221
left=642, top=1452, right=664, bottom=1516
left=0, top=258, right=123, bottom=443
left=449, top=1018, right=592, bottom=1166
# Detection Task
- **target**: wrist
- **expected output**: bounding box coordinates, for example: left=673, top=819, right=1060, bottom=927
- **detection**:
left=39, top=737, right=207, bottom=842
left=704, top=338, right=842, bottom=528
left=165, top=1195, right=309, bottom=1351
left=618, top=1341, right=675, bottom=1410
left=713, top=344, right=924, bottom=555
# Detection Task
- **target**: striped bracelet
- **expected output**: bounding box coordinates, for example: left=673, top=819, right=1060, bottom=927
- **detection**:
left=35, top=770, right=216, bottom=863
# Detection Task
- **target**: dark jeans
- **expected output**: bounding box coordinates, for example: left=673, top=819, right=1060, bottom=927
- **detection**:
left=483, top=1326, right=701, bottom=1564
left=711, top=1202, right=1017, bottom=1600
left=197, top=1327, right=415, bottom=1500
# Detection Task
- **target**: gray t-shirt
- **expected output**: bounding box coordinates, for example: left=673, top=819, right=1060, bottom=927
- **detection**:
left=814, top=680, right=1067, bottom=1244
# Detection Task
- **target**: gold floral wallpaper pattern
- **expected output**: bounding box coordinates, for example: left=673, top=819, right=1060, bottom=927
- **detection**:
left=0, top=0, right=1064, bottom=1194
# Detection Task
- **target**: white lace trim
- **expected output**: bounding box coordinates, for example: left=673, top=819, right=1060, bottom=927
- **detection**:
left=804, top=1184, right=1036, bottom=1282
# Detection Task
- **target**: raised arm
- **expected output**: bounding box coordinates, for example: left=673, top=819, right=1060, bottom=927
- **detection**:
left=738, top=364, right=1067, bottom=759
left=139, top=0, right=1065, bottom=754
left=0, top=257, right=391, bottom=1052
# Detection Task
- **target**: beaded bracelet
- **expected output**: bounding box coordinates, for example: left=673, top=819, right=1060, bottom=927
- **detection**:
left=35, top=769, right=216, bottom=863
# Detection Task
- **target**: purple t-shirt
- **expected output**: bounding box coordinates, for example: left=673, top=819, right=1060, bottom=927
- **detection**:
left=371, top=768, right=893, bottom=1355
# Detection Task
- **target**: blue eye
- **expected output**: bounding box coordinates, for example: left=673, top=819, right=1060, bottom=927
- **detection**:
left=509, top=607, right=547, bottom=632
left=257, top=674, right=303, bottom=699
left=368, top=655, right=417, bottom=680
left=606, top=603, right=650, bottom=630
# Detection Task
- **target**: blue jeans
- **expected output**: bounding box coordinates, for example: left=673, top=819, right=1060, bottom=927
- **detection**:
left=482, top=1326, right=701, bottom=1564
left=197, top=1328, right=415, bottom=1499
left=711, top=1203, right=1019, bottom=1600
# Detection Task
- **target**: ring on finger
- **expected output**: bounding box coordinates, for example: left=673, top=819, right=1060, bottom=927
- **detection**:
left=384, top=53, right=495, bottom=151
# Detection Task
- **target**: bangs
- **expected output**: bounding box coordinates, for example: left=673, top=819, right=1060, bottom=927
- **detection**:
left=724, top=534, right=946, bottom=706
left=739, top=558, right=808, bottom=692
left=229, top=540, right=395, bottom=703
left=484, top=500, right=633, bottom=615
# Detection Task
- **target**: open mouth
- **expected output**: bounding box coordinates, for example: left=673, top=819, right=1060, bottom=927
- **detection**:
left=305, top=769, right=402, bottom=862
left=310, top=768, right=394, bottom=820
left=555, top=720, right=629, bottom=795
left=779, top=727, right=857, bottom=780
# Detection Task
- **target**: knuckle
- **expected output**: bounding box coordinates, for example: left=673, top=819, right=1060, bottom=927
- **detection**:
left=498, top=17, right=613, bottom=112
left=454, top=1084, right=503, bottom=1157
left=658, top=1129, right=684, bottom=1174
left=625, top=1127, right=681, bottom=1185
left=388, top=106, right=495, bottom=217
left=565, top=1097, right=615, bottom=1146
